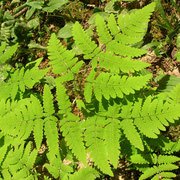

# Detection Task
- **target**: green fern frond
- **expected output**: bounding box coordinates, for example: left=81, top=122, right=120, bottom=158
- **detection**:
left=84, top=116, right=113, bottom=176
left=33, top=119, right=44, bottom=150
left=69, top=166, right=100, bottom=180
left=1, top=142, right=38, bottom=180
left=73, top=22, right=100, bottom=59
left=121, top=119, right=144, bottom=151
left=43, top=84, right=55, bottom=116
left=56, top=82, right=71, bottom=114
left=48, top=33, right=83, bottom=76
left=151, top=172, right=176, bottom=180
left=96, top=15, right=112, bottom=44
left=44, top=117, right=59, bottom=155
left=157, top=155, right=180, bottom=164
left=168, top=83, right=180, bottom=103
left=117, top=2, right=156, bottom=43
left=106, top=41, right=148, bottom=57
left=139, top=163, right=178, bottom=180
left=104, top=119, right=120, bottom=168
left=0, top=144, right=8, bottom=165
left=60, top=114, right=87, bottom=165
left=84, top=72, right=152, bottom=101
left=98, top=52, right=150, bottom=73
left=129, top=97, right=180, bottom=138
left=0, top=42, right=18, bottom=64
left=0, top=66, right=48, bottom=99
left=57, top=83, right=87, bottom=165
left=45, top=152, right=62, bottom=179
left=130, top=154, right=153, bottom=164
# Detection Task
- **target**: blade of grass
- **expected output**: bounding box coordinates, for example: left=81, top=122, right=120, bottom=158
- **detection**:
left=155, top=0, right=174, bottom=32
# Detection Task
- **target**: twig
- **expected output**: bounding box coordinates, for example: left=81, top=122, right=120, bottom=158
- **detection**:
left=13, top=7, right=28, bottom=18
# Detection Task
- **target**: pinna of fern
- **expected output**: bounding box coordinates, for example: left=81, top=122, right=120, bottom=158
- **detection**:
left=47, top=33, right=84, bottom=83
left=0, top=141, right=38, bottom=180
left=72, top=3, right=156, bottom=104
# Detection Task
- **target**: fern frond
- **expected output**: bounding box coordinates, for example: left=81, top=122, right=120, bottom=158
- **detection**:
left=56, top=82, right=71, bottom=114
left=96, top=15, right=112, bottom=44
left=130, top=154, right=153, bottom=164
left=48, top=33, right=83, bottom=76
left=98, top=52, right=150, bottom=73
left=152, top=172, right=176, bottom=180
left=84, top=72, right=152, bottom=101
left=0, top=42, right=18, bottom=64
left=69, top=166, right=100, bottom=180
left=44, top=117, right=59, bottom=155
left=130, top=97, right=180, bottom=138
left=73, top=22, right=100, bottom=59
left=117, top=2, right=156, bottom=43
left=84, top=116, right=113, bottom=176
left=106, top=41, right=147, bottom=57
left=139, top=166, right=158, bottom=180
left=1, top=143, right=38, bottom=180
left=158, top=163, right=179, bottom=171
left=121, top=119, right=144, bottom=151
left=33, top=119, right=44, bottom=150
left=104, top=118, right=120, bottom=168
left=43, top=84, right=55, bottom=116
left=157, top=155, right=180, bottom=164
left=108, top=14, right=119, bottom=36
left=56, top=83, right=87, bottom=165
left=0, top=66, right=48, bottom=99
left=0, top=144, right=8, bottom=165
left=168, top=82, right=180, bottom=103
left=45, top=152, right=62, bottom=179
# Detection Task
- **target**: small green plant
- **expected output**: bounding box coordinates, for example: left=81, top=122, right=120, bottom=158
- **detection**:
left=0, top=2, right=179, bottom=179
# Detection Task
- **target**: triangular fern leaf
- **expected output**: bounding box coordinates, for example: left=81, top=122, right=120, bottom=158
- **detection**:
left=118, top=2, right=156, bottom=43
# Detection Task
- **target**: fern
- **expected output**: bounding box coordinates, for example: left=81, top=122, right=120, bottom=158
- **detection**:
left=1, top=2, right=180, bottom=179
left=57, top=82, right=87, bottom=165
left=84, top=71, right=152, bottom=102
left=0, top=63, right=48, bottom=99
left=47, top=33, right=84, bottom=82
left=0, top=42, right=18, bottom=64
left=0, top=142, right=38, bottom=180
